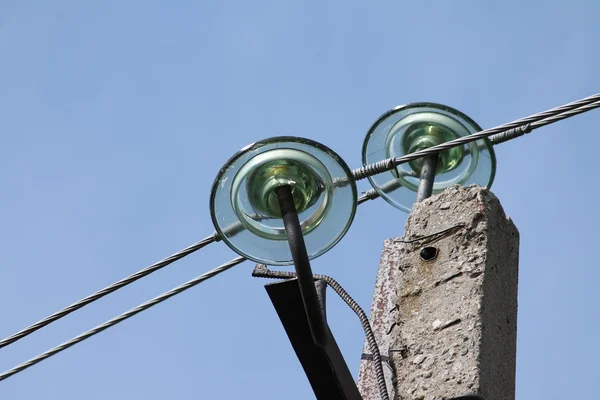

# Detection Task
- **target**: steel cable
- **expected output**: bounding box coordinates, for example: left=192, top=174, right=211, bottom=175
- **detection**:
left=356, top=99, right=600, bottom=203
left=352, top=94, right=600, bottom=180
left=530, top=100, right=600, bottom=130
left=0, top=234, right=218, bottom=349
left=6, top=93, right=599, bottom=350
left=2, top=92, right=600, bottom=384
left=0, top=257, right=246, bottom=382
left=0, top=190, right=380, bottom=382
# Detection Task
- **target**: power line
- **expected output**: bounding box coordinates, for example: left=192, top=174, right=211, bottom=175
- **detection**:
left=0, top=194, right=374, bottom=352
left=0, top=234, right=218, bottom=349
left=530, top=100, right=600, bottom=130
left=2, top=92, right=599, bottom=382
left=6, top=92, right=597, bottom=352
left=1, top=192, right=380, bottom=380
left=352, top=93, right=600, bottom=180
left=355, top=98, right=600, bottom=205
left=0, top=256, right=246, bottom=382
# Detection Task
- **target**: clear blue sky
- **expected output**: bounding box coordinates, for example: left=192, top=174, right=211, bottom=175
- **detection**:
left=1, top=1, right=599, bottom=399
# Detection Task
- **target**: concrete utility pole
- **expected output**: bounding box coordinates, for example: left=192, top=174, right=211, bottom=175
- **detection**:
left=357, top=185, right=519, bottom=400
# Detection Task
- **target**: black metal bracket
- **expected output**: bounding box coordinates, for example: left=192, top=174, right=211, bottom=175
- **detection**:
left=265, top=278, right=362, bottom=400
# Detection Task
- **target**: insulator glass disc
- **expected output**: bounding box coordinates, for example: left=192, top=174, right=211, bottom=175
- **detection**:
left=211, top=136, right=357, bottom=266
left=362, top=103, right=496, bottom=213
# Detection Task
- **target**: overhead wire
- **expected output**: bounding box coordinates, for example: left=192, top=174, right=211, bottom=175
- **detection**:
left=530, top=99, right=600, bottom=130
left=0, top=192, right=376, bottom=353
left=356, top=99, right=600, bottom=204
left=0, top=198, right=379, bottom=381
left=0, top=257, right=246, bottom=382
left=5, top=93, right=597, bottom=352
left=0, top=234, right=218, bottom=349
left=1, top=92, right=600, bottom=383
left=352, top=93, right=600, bottom=180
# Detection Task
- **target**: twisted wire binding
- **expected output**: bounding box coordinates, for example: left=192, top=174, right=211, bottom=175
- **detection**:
left=488, top=124, right=532, bottom=144
left=357, top=188, right=380, bottom=205
left=0, top=234, right=218, bottom=350
left=0, top=257, right=246, bottom=382
left=252, top=264, right=390, bottom=400
left=352, top=93, right=600, bottom=181
left=352, top=158, right=397, bottom=181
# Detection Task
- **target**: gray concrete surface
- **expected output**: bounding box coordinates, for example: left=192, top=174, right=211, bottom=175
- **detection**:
left=357, top=185, right=519, bottom=400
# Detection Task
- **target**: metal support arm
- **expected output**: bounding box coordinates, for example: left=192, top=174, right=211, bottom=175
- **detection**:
left=275, top=184, right=328, bottom=347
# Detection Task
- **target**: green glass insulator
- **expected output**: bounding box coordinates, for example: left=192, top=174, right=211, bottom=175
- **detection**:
left=246, top=159, right=324, bottom=218
left=362, top=102, right=496, bottom=213
left=403, top=122, right=464, bottom=174
left=211, top=136, right=357, bottom=266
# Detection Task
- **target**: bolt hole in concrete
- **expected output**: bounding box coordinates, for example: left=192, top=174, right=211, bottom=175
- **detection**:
left=419, top=246, right=438, bottom=261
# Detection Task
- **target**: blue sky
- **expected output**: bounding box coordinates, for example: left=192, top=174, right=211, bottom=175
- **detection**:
left=1, top=1, right=599, bottom=399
